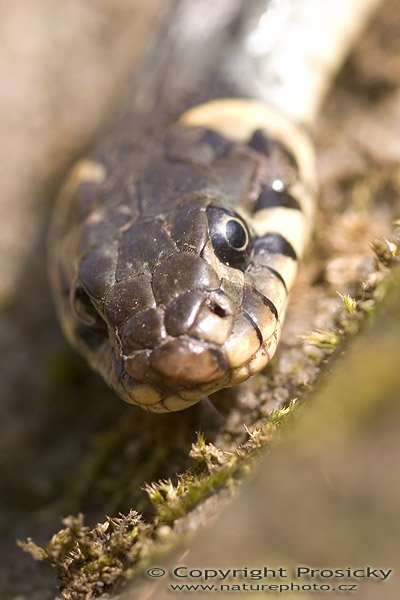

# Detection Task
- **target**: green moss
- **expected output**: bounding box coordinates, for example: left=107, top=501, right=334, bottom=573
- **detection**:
left=19, top=512, right=152, bottom=599
left=20, top=409, right=300, bottom=598
left=338, top=292, right=357, bottom=314
left=145, top=435, right=239, bottom=523
left=268, top=399, right=300, bottom=427
left=143, top=404, right=302, bottom=525
left=370, top=237, right=399, bottom=266
left=303, top=221, right=400, bottom=367
left=305, top=329, right=342, bottom=351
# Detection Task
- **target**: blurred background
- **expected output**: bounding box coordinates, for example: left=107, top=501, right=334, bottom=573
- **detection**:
left=0, top=1, right=399, bottom=598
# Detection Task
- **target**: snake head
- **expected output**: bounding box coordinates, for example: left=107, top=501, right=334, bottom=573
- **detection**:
left=55, top=193, right=283, bottom=412
left=49, top=99, right=315, bottom=412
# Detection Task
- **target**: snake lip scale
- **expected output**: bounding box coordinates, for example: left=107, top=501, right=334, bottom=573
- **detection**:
left=49, top=98, right=316, bottom=412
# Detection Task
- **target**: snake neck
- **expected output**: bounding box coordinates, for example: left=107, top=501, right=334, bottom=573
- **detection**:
left=134, top=0, right=381, bottom=127
left=224, top=0, right=381, bottom=125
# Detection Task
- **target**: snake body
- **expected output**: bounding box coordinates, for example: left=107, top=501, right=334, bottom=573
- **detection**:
left=48, top=0, right=379, bottom=412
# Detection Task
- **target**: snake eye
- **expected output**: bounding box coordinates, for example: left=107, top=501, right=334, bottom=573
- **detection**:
left=225, top=218, right=248, bottom=250
left=206, top=206, right=251, bottom=270
left=73, top=286, right=106, bottom=329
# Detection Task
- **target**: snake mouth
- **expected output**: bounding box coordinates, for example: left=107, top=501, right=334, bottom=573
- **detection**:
left=116, top=308, right=279, bottom=411
left=117, top=336, right=230, bottom=412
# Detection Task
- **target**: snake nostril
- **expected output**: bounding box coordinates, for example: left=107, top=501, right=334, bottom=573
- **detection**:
left=208, top=301, right=228, bottom=318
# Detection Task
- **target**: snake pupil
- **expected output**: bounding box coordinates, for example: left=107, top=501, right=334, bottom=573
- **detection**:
left=225, top=218, right=247, bottom=250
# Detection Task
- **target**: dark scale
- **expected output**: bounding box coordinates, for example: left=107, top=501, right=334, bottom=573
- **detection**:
left=75, top=324, right=108, bottom=351
left=246, top=129, right=301, bottom=195
left=73, top=286, right=106, bottom=328
left=65, top=181, right=104, bottom=227
left=252, top=184, right=302, bottom=213
left=78, top=247, right=118, bottom=301
left=104, top=275, right=155, bottom=327
left=165, top=125, right=233, bottom=165
left=116, top=219, right=177, bottom=280
left=77, top=205, right=134, bottom=256
left=151, top=253, right=220, bottom=306
left=253, top=233, right=298, bottom=261
left=248, top=129, right=298, bottom=168
left=166, top=122, right=258, bottom=211
left=121, top=308, right=164, bottom=352
left=168, top=199, right=209, bottom=253
left=138, top=159, right=223, bottom=216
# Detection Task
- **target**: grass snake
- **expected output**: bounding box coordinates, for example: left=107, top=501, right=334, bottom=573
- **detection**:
left=48, top=0, right=380, bottom=412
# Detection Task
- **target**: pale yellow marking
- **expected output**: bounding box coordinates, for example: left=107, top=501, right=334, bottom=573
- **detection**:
left=251, top=206, right=308, bottom=259
left=129, top=384, right=161, bottom=406
left=140, top=402, right=170, bottom=414
left=52, top=159, right=107, bottom=229
left=231, top=354, right=267, bottom=385
left=178, top=388, right=204, bottom=401
left=225, top=313, right=261, bottom=368
left=176, top=380, right=230, bottom=402
left=162, top=395, right=198, bottom=412
left=246, top=348, right=271, bottom=377
left=255, top=304, right=279, bottom=342
left=70, top=159, right=107, bottom=184
left=229, top=365, right=252, bottom=385
left=180, top=99, right=316, bottom=190
left=229, top=321, right=282, bottom=385
left=247, top=332, right=280, bottom=376
left=257, top=255, right=298, bottom=292
left=201, top=240, right=245, bottom=287
left=248, top=270, right=287, bottom=314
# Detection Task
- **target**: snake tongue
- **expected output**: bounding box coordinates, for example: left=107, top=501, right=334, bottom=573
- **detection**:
left=150, top=338, right=227, bottom=385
